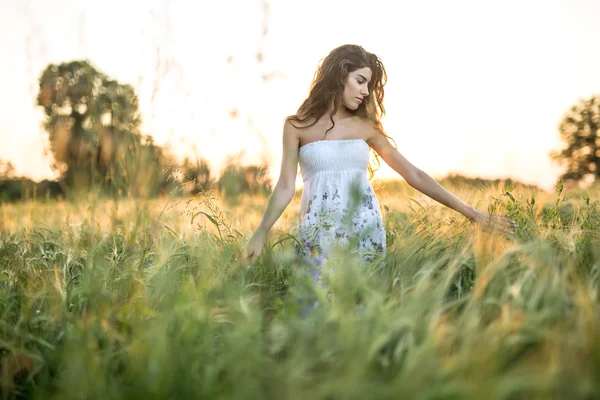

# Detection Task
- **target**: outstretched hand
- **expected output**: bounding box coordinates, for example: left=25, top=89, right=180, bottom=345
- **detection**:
left=235, top=233, right=265, bottom=268
left=468, top=208, right=517, bottom=236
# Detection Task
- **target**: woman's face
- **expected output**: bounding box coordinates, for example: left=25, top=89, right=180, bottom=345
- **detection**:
left=342, top=66, right=372, bottom=110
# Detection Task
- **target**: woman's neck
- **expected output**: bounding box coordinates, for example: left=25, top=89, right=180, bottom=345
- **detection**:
left=324, top=100, right=353, bottom=122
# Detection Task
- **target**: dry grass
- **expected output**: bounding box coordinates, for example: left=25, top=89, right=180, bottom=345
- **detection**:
left=0, top=179, right=599, bottom=399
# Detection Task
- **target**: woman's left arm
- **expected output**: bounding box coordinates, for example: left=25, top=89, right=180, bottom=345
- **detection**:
left=369, top=133, right=475, bottom=220
left=367, top=128, right=515, bottom=231
left=409, top=170, right=476, bottom=219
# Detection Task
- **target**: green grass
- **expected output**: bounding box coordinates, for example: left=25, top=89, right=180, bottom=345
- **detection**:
left=1, top=181, right=600, bottom=399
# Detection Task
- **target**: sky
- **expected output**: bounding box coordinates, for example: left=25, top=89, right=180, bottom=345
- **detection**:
left=1, top=0, right=600, bottom=191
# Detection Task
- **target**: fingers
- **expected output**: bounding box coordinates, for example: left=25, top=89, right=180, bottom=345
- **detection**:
left=243, top=255, right=255, bottom=269
left=234, top=249, right=245, bottom=263
left=470, top=210, right=517, bottom=237
left=488, top=219, right=516, bottom=236
left=237, top=249, right=256, bottom=268
left=235, top=248, right=250, bottom=264
left=490, top=213, right=517, bottom=229
left=499, top=215, right=518, bottom=229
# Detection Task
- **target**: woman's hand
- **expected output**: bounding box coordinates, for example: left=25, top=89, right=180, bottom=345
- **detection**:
left=236, top=232, right=266, bottom=267
left=467, top=207, right=517, bottom=236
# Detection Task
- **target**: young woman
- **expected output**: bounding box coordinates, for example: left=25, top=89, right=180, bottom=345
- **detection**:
left=240, top=44, right=515, bottom=280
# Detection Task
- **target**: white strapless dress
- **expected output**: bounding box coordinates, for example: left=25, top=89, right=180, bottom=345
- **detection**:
left=294, top=139, right=387, bottom=283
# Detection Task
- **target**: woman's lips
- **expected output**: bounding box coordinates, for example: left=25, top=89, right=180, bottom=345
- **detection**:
left=356, top=97, right=363, bottom=104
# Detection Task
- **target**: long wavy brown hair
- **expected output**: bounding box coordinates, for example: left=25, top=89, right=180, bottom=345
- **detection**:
left=286, top=44, right=397, bottom=180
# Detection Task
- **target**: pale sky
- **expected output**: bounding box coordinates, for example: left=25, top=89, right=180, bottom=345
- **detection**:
left=1, top=0, right=600, bottom=191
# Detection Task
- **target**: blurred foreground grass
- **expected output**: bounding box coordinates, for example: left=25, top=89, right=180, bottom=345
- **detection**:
left=1, top=180, right=600, bottom=399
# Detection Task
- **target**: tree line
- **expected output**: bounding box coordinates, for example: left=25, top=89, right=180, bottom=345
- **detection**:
left=0, top=60, right=271, bottom=203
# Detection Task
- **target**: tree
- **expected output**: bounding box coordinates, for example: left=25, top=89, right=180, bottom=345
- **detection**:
left=0, top=158, right=62, bottom=202
left=36, top=60, right=174, bottom=196
left=551, top=94, right=600, bottom=184
left=217, top=154, right=272, bottom=200
left=0, top=160, right=15, bottom=179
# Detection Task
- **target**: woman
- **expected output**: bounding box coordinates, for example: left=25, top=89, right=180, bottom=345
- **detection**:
left=239, top=44, right=514, bottom=279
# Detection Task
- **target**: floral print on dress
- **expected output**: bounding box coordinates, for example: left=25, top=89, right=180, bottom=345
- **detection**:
left=295, top=184, right=386, bottom=273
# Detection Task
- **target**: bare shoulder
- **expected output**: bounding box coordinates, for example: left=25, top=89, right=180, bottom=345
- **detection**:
left=355, top=118, right=395, bottom=157
left=282, top=119, right=300, bottom=142
left=284, top=115, right=319, bottom=146
left=354, top=117, right=382, bottom=142
left=283, top=118, right=297, bottom=132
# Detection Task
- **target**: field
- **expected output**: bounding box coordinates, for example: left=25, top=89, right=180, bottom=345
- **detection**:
left=1, top=180, right=600, bottom=399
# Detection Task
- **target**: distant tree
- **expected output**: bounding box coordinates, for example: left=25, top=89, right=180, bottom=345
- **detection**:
left=0, top=178, right=63, bottom=203
left=179, top=156, right=213, bottom=194
left=0, top=158, right=63, bottom=202
left=243, top=164, right=272, bottom=195
left=217, top=155, right=272, bottom=199
left=439, top=174, right=540, bottom=192
left=0, top=160, right=15, bottom=179
left=551, top=94, right=600, bottom=184
left=36, top=60, right=174, bottom=196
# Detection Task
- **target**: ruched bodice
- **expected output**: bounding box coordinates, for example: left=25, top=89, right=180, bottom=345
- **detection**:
left=298, top=139, right=369, bottom=181
left=294, top=139, right=386, bottom=284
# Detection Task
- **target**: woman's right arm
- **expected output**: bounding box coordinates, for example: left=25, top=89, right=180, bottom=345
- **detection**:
left=241, top=120, right=299, bottom=265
